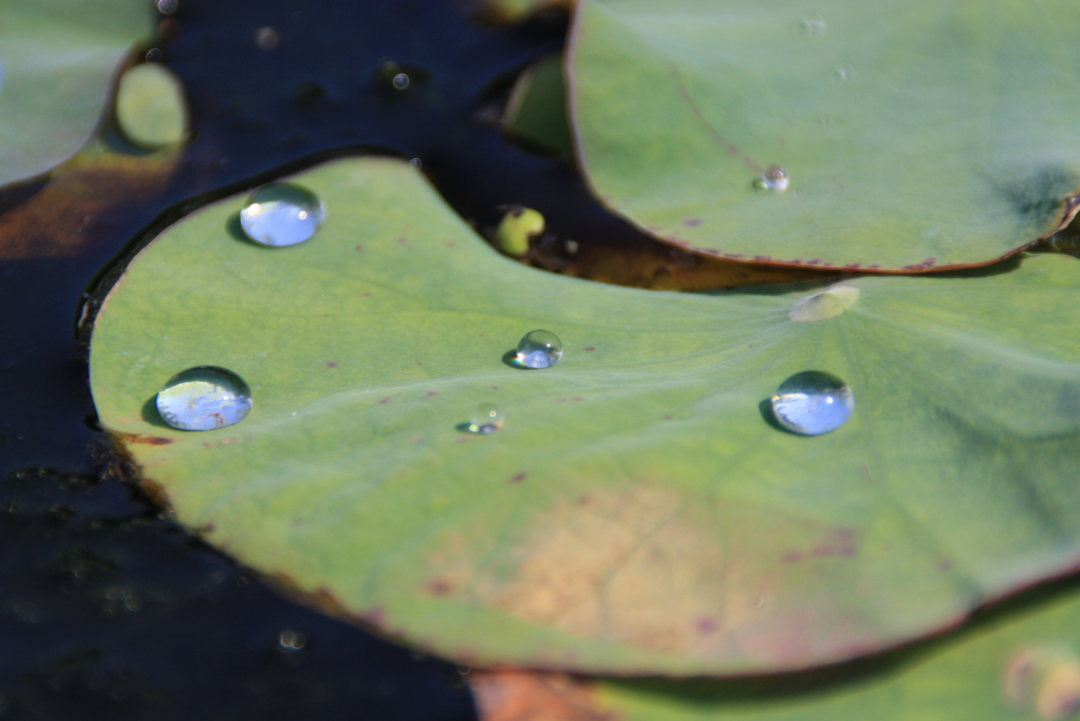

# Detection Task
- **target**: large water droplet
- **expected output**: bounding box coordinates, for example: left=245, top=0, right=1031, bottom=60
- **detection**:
left=156, top=366, right=252, bottom=431
left=753, top=166, right=789, bottom=193
left=465, top=404, right=505, bottom=435
left=515, top=330, right=563, bottom=369
left=239, top=183, right=325, bottom=247
left=770, top=371, right=853, bottom=436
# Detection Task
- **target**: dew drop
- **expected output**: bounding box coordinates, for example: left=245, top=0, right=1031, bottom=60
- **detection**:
left=155, top=366, right=252, bottom=431
left=514, top=329, right=563, bottom=369
left=465, top=405, right=505, bottom=435
left=753, top=165, right=789, bottom=193
left=392, top=72, right=410, bottom=90
left=277, top=629, right=307, bottom=653
left=797, top=12, right=827, bottom=35
left=239, top=183, right=325, bottom=247
left=156, top=0, right=177, bottom=14
left=831, top=63, right=855, bottom=84
left=770, top=371, right=853, bottom=436
left=253, top=26, right=280, bottom=52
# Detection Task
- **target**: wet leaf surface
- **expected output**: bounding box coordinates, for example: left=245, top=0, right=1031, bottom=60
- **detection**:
left=0, top=0, right=151, bottom=187
left=569, top=0, right=1080, bottom=271
left=91, top=157, right=1080, bottom=675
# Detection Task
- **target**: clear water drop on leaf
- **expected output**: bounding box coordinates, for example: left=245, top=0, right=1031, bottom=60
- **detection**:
left=239, top=183, right=326, bottom=247
left=514, top=330, right=563, bottom=369
left=465, top=405, right=505, bottom=435
left=770, top=371, right=853, bottom=436
left=155, top=366, right=252, bottom=431
left=753, top=165, right=789, bottom=192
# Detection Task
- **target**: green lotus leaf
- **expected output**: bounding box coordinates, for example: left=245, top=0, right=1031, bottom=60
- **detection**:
left=90, top=157, right=1080, bottom=675
left=568, top=0, right=1080, bottom=271
left=504, top=53, right=573, bottom=157
left=582, top=589, right=1080, bottom=721
left=0, top=0, right=150, bottom=187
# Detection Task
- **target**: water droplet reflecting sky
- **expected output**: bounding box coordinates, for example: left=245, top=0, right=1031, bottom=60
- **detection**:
left=770, top=371, right=853, bottom=436
left=156, top=366, right=252, bottom=431
left=753, top=165, right=789, bottom=193
left=239, top=183, right=325, bottom=247
left=514, top=329, right=563, bottom=369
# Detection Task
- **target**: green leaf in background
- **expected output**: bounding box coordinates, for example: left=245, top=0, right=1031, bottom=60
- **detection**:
left=474, top=589, right=1080, bottom=721
left=504, top=53, right=574, bottom=157
left=90, top=157, right=1080, bottom=675
left=115, top=62, right=189, bottom=149
left=0, top=0, right=150, bottom=187
left=569, top=0, right=1080, bottom=271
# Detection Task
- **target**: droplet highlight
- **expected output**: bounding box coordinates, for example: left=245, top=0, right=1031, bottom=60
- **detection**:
left=753, top=165, right=789, bottom=193
left=465, top=405, right=505, bottom=435
left=770, top=371, right=853, bottom=436
left=514, top=330, right=563, bottom=369
left=239, top=183, right=325, bottom=247
left=155, top=366, right=252, bottom=431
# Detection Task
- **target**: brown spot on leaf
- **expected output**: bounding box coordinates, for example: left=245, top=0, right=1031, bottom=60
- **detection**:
left=115, top=432, right=173, bottom=446
left=511, top=472, right=527, bottom=484
left=427, top=578, right=454, bottom=596
left=470, top=670, right=616, bottom=721
left=355, top=244, right=365, bottom=252
left=426, top=391, right=438, bottom=397
left=682, top=218, right=702, bottom=227
left=326, top=361, right=338, bottom=368
left=783, top=528, right=859, bottom=563
left=695, top=617, right=718, bottom=635
left=377, top=397, right=393, bottom=405
left=583, top=347, right=596, bottom=352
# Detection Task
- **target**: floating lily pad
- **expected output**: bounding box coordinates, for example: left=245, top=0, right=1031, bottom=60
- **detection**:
left=474, top=588, right=1080, bottom=721
left=568, top=0, right=1080, bottom=271
left=90, top=157, right=1080, bottom=675
left=0, top=0, right=150, bottom=187
left=504, top=53, right=573, bottom=157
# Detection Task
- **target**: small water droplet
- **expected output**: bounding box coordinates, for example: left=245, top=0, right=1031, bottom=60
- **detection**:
left=254, top=26, right=280, bottom=52
left=753, top=165, right=789, bottom=193
left=239, top=183, right=325, bottom=247
left=797, top=13, right=827, bottom=36
left=465, top=404, right=505, bottom=435
left=156, top=366, right=252, bottom=431
left=156, top=0, right=177, bottom=14
left=514, top=329, right=563, bottom=369
left=831, top=63, right=855, bottom=84
left=409, top=157, right=423, bottom=169
left=277, top=629, right=307, bottom=652
left=770, top=371, right=853, bottom=436
left=392, top=73, right=410, bottom=90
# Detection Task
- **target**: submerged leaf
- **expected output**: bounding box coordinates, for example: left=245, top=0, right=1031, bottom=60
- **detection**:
left=569, top=0, right=1080, bottom=271
left=91, top=157, right=1080, bottom=675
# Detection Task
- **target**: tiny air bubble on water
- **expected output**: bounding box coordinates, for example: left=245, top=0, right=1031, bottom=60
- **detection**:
left=156, top=366, right=252, bottom=431
left=515, top=329, right=563, bottom=369
left=239, top=183, right=325, bottom=247
left=465, top=405, right=505, bottom=435
left=770, top=371, right=853, bottom=436
left=753, top=166, right=789, bottom=193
